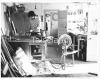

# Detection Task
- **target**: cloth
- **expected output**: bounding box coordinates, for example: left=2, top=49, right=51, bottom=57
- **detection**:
left=14, top=47, right=37, bottom=76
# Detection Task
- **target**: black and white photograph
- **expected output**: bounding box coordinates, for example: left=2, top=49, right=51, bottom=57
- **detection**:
left=0, top=0, right=100, bottom=78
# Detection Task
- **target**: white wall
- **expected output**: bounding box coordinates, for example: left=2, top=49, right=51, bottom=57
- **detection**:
left=87, top=2, right=100, bottom=61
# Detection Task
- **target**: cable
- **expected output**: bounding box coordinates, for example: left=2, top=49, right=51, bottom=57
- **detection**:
left=48, top=58, right=62, bottom=69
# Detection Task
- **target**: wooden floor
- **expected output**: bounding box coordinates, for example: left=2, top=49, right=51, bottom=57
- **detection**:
left=43, top=57, right=98, bottom=77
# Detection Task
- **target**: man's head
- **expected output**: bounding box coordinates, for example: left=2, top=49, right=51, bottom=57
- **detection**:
left=28, top=11, right=37, bottom=18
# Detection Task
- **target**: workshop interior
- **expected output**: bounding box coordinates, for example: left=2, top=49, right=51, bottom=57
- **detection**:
left=1, top=1, right=100, bottom=77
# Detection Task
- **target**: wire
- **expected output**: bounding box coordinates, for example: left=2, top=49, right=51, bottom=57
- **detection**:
left=48, top=58, right=62, bottom=69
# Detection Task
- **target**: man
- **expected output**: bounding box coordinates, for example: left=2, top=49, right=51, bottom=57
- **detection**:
left=28, top=11, right=42, bottom=39
left=28, top=11, right=39, bottom=32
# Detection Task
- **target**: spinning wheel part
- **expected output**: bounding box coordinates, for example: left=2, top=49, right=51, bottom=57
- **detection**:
left=58, top=34, right=72, bottom=47
left=58, top=34, right=72, bottom=70
left=61, top=64, right=65, bottom=70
